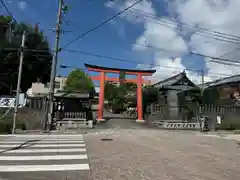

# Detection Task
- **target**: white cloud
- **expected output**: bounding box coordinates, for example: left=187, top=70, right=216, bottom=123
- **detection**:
left=105, top=0, right=240, bottom=84
left=18, top=1, right=27, bottom=10
left=170, top=0, right=240, bottom=79
left=105, top=0, right=156, bottom=23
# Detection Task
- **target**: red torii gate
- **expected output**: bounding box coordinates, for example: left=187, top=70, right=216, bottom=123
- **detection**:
left=85, top=63, right=156, bottom=122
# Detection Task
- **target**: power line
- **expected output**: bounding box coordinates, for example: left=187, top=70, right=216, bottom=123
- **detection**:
left=4, top=44, right=240, bottom=66
left=64, top=39, right=240, bottom=67
left=59, top=64, right=232, bottom=83
left=133, top=42, right=240, bottom=65
left=129, top=8, right=240, bottom=43
left=2, top=46, right=237, bottom=77
left=218, top=47, right=240, bottom=58
left=131, top=7, right=240, bottom=40
left=60, top=0, right=144, bottom=50
left=0, top=0, right=18, bottom=23
left=3, top=43, right=240, bottom=73
left=63, top=49, right=233, bottom=77
left=61, top=4, right=240, bottom=44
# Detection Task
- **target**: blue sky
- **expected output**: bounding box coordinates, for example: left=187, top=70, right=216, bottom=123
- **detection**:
left=1, top=0, right=238, bottom=85
left=1, top=0, right=159, bottom=83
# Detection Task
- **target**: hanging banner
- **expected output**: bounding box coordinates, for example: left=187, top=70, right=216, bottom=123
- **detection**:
left=0, top=97, right=15, bottom=108
left=0, top=94, right=26, bottom=108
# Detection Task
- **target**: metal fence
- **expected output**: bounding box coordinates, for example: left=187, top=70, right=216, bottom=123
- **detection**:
left=54, top=111, right=87, bottom=120
left=145, top=103, right=240, bottom=130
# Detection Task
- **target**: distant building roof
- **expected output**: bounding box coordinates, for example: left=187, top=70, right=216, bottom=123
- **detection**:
left=54, top=91, right=90, bottom=98
left=199, top=74, right=240, bottom=89
left=180, top=74, right=240, bottom=93
left=153, top=71, right=196, bottom=89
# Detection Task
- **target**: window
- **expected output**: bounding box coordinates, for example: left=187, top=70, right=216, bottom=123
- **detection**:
left=55, top=81, right=60, bottom=89
left=44, top=83, right=49, bottom=88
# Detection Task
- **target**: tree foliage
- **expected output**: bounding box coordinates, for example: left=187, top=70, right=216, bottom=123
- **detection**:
left=142, top=85, right=158, bottom=107
left=104, top=82, right=119, bottom=102
left=104, top=82, right=136, bottom=102
left=64, top=69, right=95, bottom=93
left=0, top=15, right=52, bottom=94
left=104, top=81, right=138, bottom=112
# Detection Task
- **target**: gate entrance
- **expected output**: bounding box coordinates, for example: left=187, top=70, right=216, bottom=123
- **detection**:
left=85, top=63, right=156, bottom=122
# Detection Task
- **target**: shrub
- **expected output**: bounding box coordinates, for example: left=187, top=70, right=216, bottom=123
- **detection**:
left=216, top=119, right=240, bottom=130
left=0, top=119, right=26, bottom=134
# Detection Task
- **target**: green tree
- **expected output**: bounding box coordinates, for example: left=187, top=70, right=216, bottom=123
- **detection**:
left=104, top=82, right=119, bottom=102
left=142, top=86, right=158, bottom=106
left=64, top=69, right=95, bottom=93
left=0, top=16, right=52, bottom=94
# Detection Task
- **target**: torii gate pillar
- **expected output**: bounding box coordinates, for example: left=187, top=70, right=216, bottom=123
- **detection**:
left=85, top=63, right=156, bottom=122
left=136, top=73, right=143, bottom=121
left=98, top=71, right=105, bottom=120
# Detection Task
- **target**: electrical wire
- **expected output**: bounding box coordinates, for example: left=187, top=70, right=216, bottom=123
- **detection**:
left=218, top=47, right=240, bottom=58
left=60, top=0, right=144, bottom=50
left=59, top=64, right=232, bottom=84
left=63, top=47, right=240, bottom=70
left=59, top=50, right=232, bottom=76
left=0, top=0, right=18, bottom=23
left=58, top=8, right=240, bottom=68
left=18, top=47, right=238, bottom=78
left=3, top=45, right=239, bottom=78
left=62, top=5, right=240, bottom=45
left=129, top=8, right=240, bottom=43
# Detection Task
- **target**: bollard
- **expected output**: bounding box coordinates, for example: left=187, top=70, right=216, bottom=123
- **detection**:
left=88, top=120, right=93, bottom=128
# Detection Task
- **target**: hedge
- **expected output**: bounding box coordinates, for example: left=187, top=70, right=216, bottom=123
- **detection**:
left=216, top=119, right=240, bottom=130
left=0, top=119, right=26, bottom=134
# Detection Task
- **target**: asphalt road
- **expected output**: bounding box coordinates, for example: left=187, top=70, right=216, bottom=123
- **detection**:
left=94, top=111, right=149, bottom=130
left=0, top=112, right=239, bottom=180
left=85, top=129, right=240, bottom=180
left=86, top=112, right=240, bottom=180
left=0, top=134, right=91, bottom=180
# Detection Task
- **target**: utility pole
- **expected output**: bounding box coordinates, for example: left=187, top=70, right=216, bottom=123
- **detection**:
left=47, top=0, right=64, bottom=131
left=12, top=31, right=26, bottom=134
left=8, top=23, right=12, bottom=43
left=201, top=68, right=204, bottom=87
left=200, top=68, right=205, bottom=104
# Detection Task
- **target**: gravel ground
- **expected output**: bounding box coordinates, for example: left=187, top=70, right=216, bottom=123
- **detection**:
left=85, top=129, right=240, bottom=180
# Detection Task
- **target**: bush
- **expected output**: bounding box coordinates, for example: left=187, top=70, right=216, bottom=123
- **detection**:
left=216, top=119, right=240, bottom=130
left=0, top=119, right=26, bottom=134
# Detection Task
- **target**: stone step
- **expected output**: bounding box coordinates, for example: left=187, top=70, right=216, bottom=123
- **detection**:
left=162, top=122, right=200, bottom=130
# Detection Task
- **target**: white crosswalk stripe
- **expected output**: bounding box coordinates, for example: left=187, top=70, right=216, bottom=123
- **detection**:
left=0, top=134, right=90, bottom=173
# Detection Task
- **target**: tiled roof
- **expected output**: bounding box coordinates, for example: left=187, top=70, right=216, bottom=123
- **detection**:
left=208, top=74, right=240, bottom=87
left=153, top=71, right=195, bottom=89
left=199, top=74, right=240, bottom=89
left=54, top=90, right=90, bottom=98
left=181, top=74, right=240, bottom=93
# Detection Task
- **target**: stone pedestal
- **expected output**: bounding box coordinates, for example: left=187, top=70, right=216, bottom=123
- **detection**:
left=136, top=119, right=145, bottom=123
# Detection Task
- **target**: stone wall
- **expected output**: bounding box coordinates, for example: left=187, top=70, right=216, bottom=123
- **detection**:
left=0, top=107, right=44, bottom=130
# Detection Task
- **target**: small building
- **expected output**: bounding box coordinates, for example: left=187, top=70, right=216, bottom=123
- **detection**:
left=153, top=71, right=196, bottom=104
left=28, top=76, right=67, bottom=97
left=153, top=71, right=196, bottom=119
left=53, top=90, right=96, bottom=129
left=180, top=74, right=240, bottom=106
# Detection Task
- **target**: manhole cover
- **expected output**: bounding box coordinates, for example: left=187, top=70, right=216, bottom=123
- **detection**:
left=101, top=138, right=113, bottom=141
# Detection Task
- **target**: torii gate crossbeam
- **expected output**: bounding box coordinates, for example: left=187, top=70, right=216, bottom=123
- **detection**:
left=85, top=63, right=156, bottom=122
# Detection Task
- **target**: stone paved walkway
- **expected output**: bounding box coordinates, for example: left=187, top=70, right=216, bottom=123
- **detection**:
left=85, top=129, right=240, bottom=180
